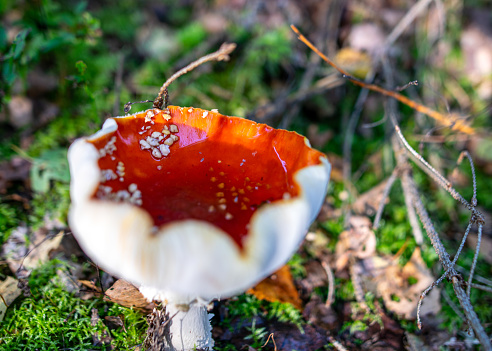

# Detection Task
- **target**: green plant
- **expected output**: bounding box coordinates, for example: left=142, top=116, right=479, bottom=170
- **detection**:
left=0, top=260, right=147, bottom=350
left=244, top=318, right=268, bottom=349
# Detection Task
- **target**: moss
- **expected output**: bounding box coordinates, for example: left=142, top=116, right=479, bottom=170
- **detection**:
left=0, top=260, right=147, bottom=350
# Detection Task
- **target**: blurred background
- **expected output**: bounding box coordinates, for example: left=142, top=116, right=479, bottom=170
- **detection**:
left=0, top=0, right=491, bottom=350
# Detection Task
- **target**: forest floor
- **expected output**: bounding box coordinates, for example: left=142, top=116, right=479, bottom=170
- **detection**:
left=0, top=0, right=491, bottom=350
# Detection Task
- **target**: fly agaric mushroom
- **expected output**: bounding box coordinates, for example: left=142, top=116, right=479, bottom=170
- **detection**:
left=68, top=106, right=330, bottom=349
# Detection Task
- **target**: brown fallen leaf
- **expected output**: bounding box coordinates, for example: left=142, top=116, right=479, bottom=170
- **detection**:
left=2, top=227, right=64, bottom=277
left=0, top=276, right=22, bottom=322
left=377, top=248, right=440, bottom=319
left=91, top=308, right=112, bottom=346
left=105, top=315, right=127, bottom=332
left=247, top=265, right=302, bottom=310
left=335, top=216, right=376, bottom=271
left=104, top=279, right=155, bottom=312
left=352, top=179, right=391, bottom=216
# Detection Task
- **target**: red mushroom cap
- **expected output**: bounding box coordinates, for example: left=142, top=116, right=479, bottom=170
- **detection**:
left=69, top=107, right=330, bottom=299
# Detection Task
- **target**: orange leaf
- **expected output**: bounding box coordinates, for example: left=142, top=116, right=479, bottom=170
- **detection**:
left=247, top=265, right=302, bottom=310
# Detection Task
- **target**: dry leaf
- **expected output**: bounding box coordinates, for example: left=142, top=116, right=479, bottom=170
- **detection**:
left=377, top=248, right=440, bottom=319
left=79, top=279, right=102, bottom=293
left=3, top=228, right=64, bottom=276
left=334, top=47, right=373, bottom=79
left=105, top=315, right=126, bottom=332
left=335, top=216, right=376, bottom=271
left=55, top=268, right=80, bottom=294
left=104, top=279, right=155, bottom=311
left=352, top=179, right=390, bottom=216
left=22, top=231, right=64, bottom=269
left=0, top=276, right=22, bottom=322
left=247, top=265, right=302, bottom=310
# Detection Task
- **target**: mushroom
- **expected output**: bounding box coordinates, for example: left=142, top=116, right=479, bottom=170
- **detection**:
left=68, top=106, right=331, bottom=350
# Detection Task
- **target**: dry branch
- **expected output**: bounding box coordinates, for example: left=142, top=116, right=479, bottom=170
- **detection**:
left=290, top=25, right=475, bottom=135
left=153, top=43, right=237, bottom=109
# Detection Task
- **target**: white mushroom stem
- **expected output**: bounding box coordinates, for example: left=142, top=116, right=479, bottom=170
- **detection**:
left=140, top=287, right=214, bottom=351
left=165, top=303, right=214, bottom=351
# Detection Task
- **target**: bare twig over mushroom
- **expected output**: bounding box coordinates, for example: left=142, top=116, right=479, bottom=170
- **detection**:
left=153, top=43, right=237, bottom=109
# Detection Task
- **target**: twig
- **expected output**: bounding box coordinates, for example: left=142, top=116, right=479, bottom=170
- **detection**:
left=470, top=283, right=492, bottom=294
left=321, top=261, right=335, bottom=307
left=441, top=289, right=466, bottom=322
left=373, top=168, right=399, bottom=229
left=153, top=43, right=236, bottom=109
left=394, top=126, right=483, bottom=221
left=401, top=168, right=424, bottom=244
left=403, top=143, right=490, bottom=349
left=381, top=56, right=489, bottom=347
left=396, top=80, right=418, bottom=92
left=467, top=224, right=482, bottom=297
left=261, top=333, right=277, bottom=351
left=340, top=0, right=428, bottom=209
left=456, top=265, right=492, bottom=287
left=383, top=0, right=434, bottom=46
left=456, top=151, right=477, bottom=207
left=328, top=336, right=349, bottom=351
left=290, top=26, right=475, bottom=135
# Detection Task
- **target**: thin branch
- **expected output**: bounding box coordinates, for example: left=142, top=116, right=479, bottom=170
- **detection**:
left=456, top=151, right=477, bottom=207
left=396, top=80, right=418, bottom=92
left=401, top=169, right=424, bottom=244
left=441, top=289, right=466, bottom=322
left=328, top=336, right=349, bottom=351
left=153, top=43, right=237, bottom=109
left=373, top=168, right=399, bottom=229
left=321, top=261, right=335, bottom=307
left=470, top=283, right=492, bottom=294
left=401, top=136, right=490, bottom=349
left=394, top=126, right=484, bottom=222
left=467, top=223, right=482, bottom=297
left=290, top=21, right=489, bottom=349
left=456, top=265, right=492, bottom=287
left=290, top=25, right=475, bottom=135
left=383, top=0, right=434, bottom=45
left=261, top=333, right=277, bottom=351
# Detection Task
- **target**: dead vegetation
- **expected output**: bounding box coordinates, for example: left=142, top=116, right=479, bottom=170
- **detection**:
left=1, top=0, right=491, bottom=350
